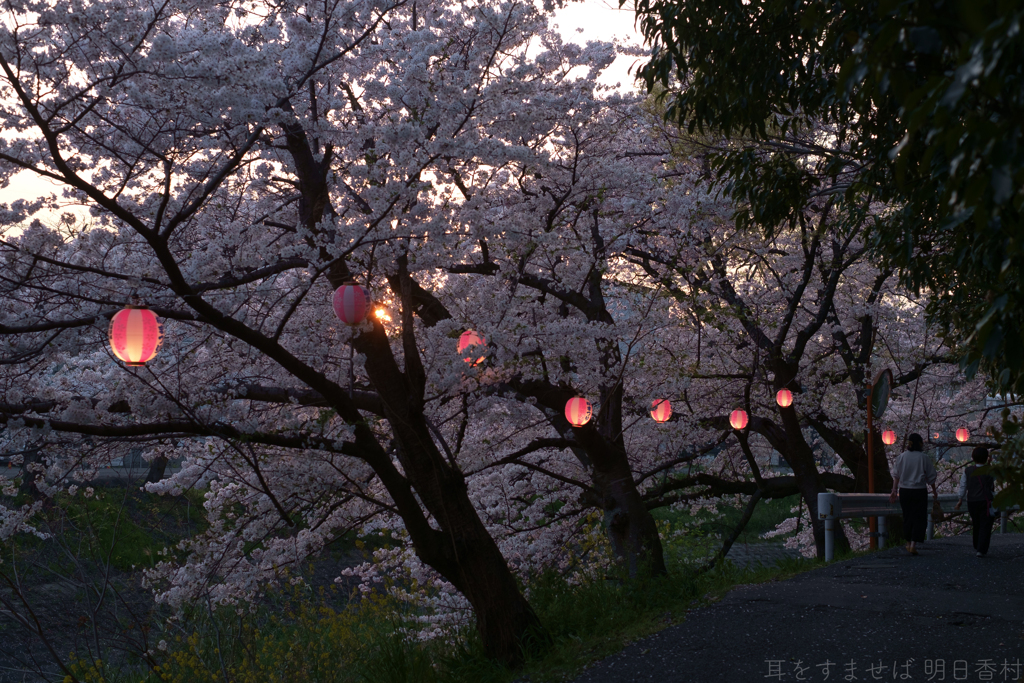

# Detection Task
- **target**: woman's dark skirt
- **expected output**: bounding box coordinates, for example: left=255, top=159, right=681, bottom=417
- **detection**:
left=899, top=487, right=929, bottom=543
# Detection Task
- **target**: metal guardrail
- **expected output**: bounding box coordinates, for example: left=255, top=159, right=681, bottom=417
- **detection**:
left=817, top=492, right=1019, bottom=561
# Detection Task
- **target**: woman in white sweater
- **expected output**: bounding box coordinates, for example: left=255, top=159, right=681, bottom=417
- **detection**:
left=888, top=433, right=938, bottom=556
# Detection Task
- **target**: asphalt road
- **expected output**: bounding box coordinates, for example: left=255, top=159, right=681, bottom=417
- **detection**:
left=572, top=534, right=1024, bottom=683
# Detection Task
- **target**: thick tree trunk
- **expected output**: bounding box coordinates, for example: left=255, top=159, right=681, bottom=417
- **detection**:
left=591, top=451, right=667, bottom=578
left=347, top=282, right=547, bottom=666
left=842, top=429, right=905, bottom=545
left=516, top=379, right=667, bottom=577
left=775, top=403, right=829, bottom=557
left=465, top=554, right=546, bottom=663
left=578, top=379, right=667, bottom=577
left=347, top=408, right=546, bottom=666
left=283, top=113, right=546, bottom=666
left=808, top=417, right=906, bottom=548
left=419, top=474, right=548, bottom=663
left=145, top=455, right=168, bottom=484
left=17, top=446, right=46, bottom=501
left=377, top=418, right=547, bottom=665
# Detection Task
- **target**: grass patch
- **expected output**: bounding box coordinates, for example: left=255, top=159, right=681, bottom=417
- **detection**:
left=9, top=488, right=825, bottom=683
left=108, top=556, right=822, bottom=683
left=4, top=485, right=207, bottom=579
left=652, top=493, right=802, bottom=545
left=106, top=511, right=822, bottom=683
left=55, top=485, right=207, bottom=572
left=83, top=557, right=815, bottom=683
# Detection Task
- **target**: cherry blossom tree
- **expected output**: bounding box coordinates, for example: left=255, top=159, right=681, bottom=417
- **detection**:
left=0, top=0, right=994, bottom=668
left=0, top=0, right=644, bottom=663
left=610, top=117, right=998, bottom=557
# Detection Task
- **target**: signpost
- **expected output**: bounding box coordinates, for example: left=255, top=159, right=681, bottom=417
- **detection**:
left=866, top=369, right=893, bottom=550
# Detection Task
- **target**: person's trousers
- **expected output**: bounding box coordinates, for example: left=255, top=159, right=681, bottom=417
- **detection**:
left=967, top=500, right=995, bottom=554
left=899, top=488, right=929, bottom=543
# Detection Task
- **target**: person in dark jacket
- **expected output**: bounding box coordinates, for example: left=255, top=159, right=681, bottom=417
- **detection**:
left=954, top=447, right=997, bottom=557
left=888, top=433, right=938, bottom=555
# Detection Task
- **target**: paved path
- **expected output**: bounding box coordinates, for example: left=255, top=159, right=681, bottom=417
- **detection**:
left=723, top=541, right=801, bottom=570
left=572, top=534, right=1024, bottom=683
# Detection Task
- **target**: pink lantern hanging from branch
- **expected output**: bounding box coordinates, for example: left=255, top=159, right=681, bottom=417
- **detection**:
left=333, top=284, right=368, bottom=324
left=729, top=409, right=748, bottom=430
left=565, top=397, right=593, bottom=427
left=776, top=389, right=793, bottom=408
left=882, top=430, right=897, bottom=446
left=955, top=428, right=970, bottom=443
left=650, top=399, right=672, bottom=423
left=109, top=306, right=163, bottom=367
left=457, top=330, right=487, bottom=366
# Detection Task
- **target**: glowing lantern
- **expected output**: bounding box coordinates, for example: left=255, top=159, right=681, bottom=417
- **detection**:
left=565, top=397, right=593, bottom=427
left=956, top=428, right=970, bottom=443
left=109, top=307, right=162, bottom=367
left=729, top=409, right=748, bottom=430
left=457, top=330, right=487, bottom=365
left=333, top=284, right=368, bottom=324
left=650, top=399, right=672, bottom=423
left=882, top=430, right=897, bottom=446
left=776, top=389, right=793, bottom=408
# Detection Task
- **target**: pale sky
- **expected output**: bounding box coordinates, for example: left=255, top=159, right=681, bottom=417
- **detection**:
left=0, top=0, right=646, bottom=221
left=552, top=0, right=645, bottom=89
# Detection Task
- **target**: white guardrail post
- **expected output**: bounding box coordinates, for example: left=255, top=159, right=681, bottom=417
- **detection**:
left=817, top=492, right=840, bottom=562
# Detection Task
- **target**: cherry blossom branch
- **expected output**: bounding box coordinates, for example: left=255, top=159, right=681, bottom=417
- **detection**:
left=0, top=306, right=201, bottom=335
left=698, top=487, right=762, bottom=573
left=633, top=436, right=728, bottom=484
left=642, top=471, right=856, bottom=508
left=507, top=459, right=594, bottom=494
left=467, top=438, right=579, bottom=475
left=0, top=412, right=357, bottom=456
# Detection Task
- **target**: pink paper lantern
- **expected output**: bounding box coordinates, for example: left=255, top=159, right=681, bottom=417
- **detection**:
left=729, top=409, right=748, bottom=430
left=458, top=330, right=487, bottom=365
left=333, top=284, right=368, bottom=324
left=882, top=430, right=897, bottom=446
left=955, top=428, right=970, bottom=443
left=650, top=399, right=672, bottom=423
left=109, top=307, right=162, bottom=367
left=565, top=397, right=593, bottom=427
left=776, top=389, right=793, bottom=408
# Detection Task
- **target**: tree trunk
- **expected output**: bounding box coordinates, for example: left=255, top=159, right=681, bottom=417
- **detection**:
left=516, top=379, right=668, bottom=577
left=808, top=417, right=906, bottom=549
left=283, top=114, right=546, bottom=666
left=421, top=480, right=548, bottom=663
left=575, top=379, right=667, bottom=577
left=775, top=404, right=829, bottom=557
left=373, top=416, right=548, bottom=665
left=348, top=290, right=547, bottom=666
left=145, top=455, right=168, bottom=484
left=591, top=450, right=668, bottom=578
left=17, top=446, right=46, bottom=501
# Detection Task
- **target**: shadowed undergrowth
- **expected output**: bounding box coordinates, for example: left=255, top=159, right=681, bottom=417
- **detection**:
left=0, top=486, right=831, bottom=683
left=53, top=492, right=824, bottom=683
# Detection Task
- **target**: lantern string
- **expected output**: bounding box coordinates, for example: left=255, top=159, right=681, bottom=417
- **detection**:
left=348, top=344, right=354, bottom=400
